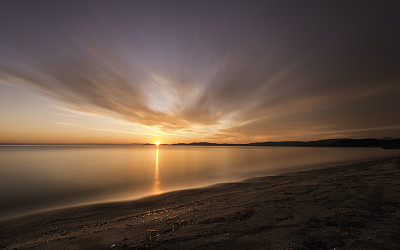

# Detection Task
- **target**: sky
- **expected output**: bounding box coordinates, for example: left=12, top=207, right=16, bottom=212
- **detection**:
left=0, top=0, right=400, bottom=144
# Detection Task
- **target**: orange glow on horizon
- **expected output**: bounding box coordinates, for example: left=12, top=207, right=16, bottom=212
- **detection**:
left=155, top=141, right=160, bottom=146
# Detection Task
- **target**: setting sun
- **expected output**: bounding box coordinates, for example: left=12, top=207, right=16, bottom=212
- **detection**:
left=155, top=141, right=160, bottom=146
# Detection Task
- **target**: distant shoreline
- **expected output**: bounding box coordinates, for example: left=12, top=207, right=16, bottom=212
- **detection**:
left=1, top=138, right=399, bottom=148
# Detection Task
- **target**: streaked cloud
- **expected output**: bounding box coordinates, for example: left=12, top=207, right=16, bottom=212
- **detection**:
left=1, top=1, right=399, bottom=142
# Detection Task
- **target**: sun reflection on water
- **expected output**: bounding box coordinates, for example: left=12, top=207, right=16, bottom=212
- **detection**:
left=152, top=145, right=162, bottom=194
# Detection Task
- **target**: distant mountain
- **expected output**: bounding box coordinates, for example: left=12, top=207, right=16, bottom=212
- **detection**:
left=175, top=142, right=218, bottom=146
left=381, top=137, right=395, bottom=140
left=172, top=138, right=400, bottom=148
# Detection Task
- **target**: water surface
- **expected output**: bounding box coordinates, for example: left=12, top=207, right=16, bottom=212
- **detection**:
left=1, top=145, right=399, bottom=220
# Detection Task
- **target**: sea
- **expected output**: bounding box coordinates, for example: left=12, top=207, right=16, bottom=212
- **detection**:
left=0, top=145, right=399, bottom=221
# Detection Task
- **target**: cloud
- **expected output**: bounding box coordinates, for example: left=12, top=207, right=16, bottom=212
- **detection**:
left=1, top=1, right=400, bottom=141
left=1, top=37, right=400, bottom=141
left=0, top=45, right=220, bottom=132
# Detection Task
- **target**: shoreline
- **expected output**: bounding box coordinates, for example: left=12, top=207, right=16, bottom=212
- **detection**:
left=1, top=156, right=400, bottom=249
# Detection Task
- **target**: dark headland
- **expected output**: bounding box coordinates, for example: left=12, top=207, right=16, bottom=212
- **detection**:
left=172, top=138, right=400, bottom=149
left=1, top=156, right=399, bottom=249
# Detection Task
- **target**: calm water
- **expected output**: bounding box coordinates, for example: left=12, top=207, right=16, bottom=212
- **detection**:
left=1, top=145, right=399, bottom=221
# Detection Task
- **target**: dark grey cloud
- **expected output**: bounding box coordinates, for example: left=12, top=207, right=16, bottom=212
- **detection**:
left=1, top=0, right=400, bottom=140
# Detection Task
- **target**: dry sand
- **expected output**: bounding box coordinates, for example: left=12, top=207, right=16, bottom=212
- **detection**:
left=1, top=156, right=399, bottom=249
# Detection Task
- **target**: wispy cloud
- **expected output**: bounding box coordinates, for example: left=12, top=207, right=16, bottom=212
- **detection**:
left=1, top=1, right=400, bottom=142
left=54, top=121, right=156, bottom=136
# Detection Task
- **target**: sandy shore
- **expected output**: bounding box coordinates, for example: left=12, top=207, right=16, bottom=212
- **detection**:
left=1, top=156, right=399, bottom=249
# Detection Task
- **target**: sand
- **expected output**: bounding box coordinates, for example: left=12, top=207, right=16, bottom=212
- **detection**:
left=1, top=156, right=399, bottom=249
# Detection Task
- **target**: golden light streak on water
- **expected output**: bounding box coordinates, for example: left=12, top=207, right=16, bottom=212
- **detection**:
left=152, top=146, right=161, bottom=194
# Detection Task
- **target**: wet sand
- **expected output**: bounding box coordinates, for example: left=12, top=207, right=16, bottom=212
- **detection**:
left=1, top=156, right=400, bottom=249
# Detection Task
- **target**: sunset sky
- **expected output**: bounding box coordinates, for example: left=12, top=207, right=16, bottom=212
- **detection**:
left=1, top=0, right=399, bottom=144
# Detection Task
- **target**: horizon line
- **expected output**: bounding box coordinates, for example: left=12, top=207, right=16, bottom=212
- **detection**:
left=0, top=137, right=398, bottom=146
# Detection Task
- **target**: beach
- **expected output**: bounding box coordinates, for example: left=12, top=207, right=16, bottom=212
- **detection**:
left=1, top=156, right=399, bottom=249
